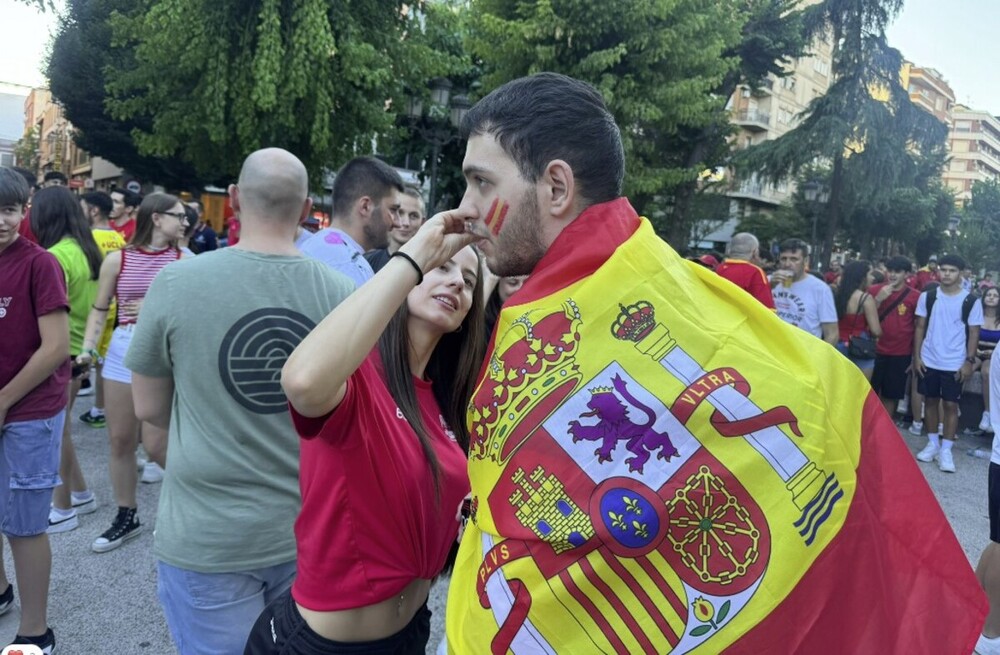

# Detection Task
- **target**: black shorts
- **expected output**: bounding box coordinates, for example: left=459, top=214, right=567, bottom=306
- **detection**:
left=871, top=355, right=911, bottom=400
left=918, top=367, right=963, bottom=403
left=991, top=463, right=1000, bottom=543
left=244, top=591, right=430, bottom=655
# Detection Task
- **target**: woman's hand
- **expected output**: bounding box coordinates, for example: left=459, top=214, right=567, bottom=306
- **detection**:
left=397, top=210, right=483, bottom=275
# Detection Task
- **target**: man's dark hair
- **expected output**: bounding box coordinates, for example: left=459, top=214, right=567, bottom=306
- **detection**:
left=0, top=167, right=31, bottom=207
left=81, top=191, right=113, bottom=217
left=884, top=256, right=912, bottom=273
left=938, top=253, right=966, bottom=270
left=331, top=157, right=404, bottom=218
left=43, top=171, right=68, bottom=185
left=778, top=238, right=810, bottom=257
left=12, top=166, right=36, bottom=189
left=123, top=189, right=142, bottom=208
left=461, top=72, right=624, bottom=206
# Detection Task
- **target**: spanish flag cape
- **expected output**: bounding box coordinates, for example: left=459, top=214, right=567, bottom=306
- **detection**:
left=446, top=198, right=986, bottom=654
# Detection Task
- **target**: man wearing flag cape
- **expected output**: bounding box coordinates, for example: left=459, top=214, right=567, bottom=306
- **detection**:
left=443, top=72, right=986, bottom=654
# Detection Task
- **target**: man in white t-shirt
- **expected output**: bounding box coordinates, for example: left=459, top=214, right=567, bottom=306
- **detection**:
left=771, top=238, right=837, bottom=344
left=913, top=254, right=982, bottom=473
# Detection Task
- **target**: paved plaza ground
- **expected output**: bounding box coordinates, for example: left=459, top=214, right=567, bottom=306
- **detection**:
left=0, top=395, right=992, bottom=654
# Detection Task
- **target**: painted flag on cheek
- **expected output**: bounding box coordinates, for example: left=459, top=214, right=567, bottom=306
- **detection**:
left=445, top=197, right=987, bottom=654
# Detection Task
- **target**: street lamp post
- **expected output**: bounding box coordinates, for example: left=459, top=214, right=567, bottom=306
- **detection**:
left=405, top=78, right=471, bottom=211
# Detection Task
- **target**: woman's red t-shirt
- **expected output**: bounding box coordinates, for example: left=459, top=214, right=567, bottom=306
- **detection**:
left=289, top=351, right=470, bottom=611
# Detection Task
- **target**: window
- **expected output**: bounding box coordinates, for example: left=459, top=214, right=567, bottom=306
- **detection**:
left=0, top=153, right=12, bottom=168
left=812, top=59, right=830, bottom=76
left=955, top=120, right=972, bottom=132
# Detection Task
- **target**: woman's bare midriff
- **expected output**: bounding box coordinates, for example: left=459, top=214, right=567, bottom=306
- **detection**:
left=296, top=578, right=431, bottom=642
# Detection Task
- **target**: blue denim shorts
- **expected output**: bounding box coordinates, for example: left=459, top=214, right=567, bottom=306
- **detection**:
left=0, top=410, right=65, bottom=537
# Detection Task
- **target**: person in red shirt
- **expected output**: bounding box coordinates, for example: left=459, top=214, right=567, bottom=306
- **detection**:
left=226, top=215, right=241, bottom=246
left=914, top=255, right=940, bottom=291
left=869, top=256, right=920, bottom=419
left=0, top=168, right=70, bottom=653
left=109, top=189, right=141, bottom=243
left=715, top=232, right=775, bottom=309
left=246, top=217, right=487, bottom=654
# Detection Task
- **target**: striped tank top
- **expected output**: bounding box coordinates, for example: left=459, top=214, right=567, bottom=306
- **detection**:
left=116, top=247, right=180, bottom=325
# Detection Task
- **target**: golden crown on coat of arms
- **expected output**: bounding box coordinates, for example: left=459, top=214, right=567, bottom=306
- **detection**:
left=468, top=301, right=584, bottom=462
left=612, top=301, right=657, bottom=342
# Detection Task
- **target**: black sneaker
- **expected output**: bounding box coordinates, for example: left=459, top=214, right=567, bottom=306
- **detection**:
left=0, top=583, right=13, bottom=616
left=91, top=507, right=141, bottom=553
left=78, top=410, right=106, bottom=428
left=9, top=627, right=55, bottom=654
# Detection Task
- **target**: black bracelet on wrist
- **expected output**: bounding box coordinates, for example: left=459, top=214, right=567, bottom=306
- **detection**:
left=390, top=251, right=423, bottom=285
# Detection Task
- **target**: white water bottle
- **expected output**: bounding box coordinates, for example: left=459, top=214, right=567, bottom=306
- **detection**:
left=967, top=448, right=991, bottom=459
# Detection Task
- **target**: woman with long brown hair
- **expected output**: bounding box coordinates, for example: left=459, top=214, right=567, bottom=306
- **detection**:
left=245, top=213, right=484, bottom=654
left=76, top=193, right=188, bottom=553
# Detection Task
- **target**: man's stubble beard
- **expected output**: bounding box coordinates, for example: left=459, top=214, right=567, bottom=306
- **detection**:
left=486, top=190, right=546, bottom=278
left=364, top=205, right=391, bottom=250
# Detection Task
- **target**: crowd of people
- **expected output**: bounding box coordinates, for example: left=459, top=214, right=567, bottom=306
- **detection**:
left=694, top=235, right=998, bottom=475
left=0, top=73, right=992, bottom=654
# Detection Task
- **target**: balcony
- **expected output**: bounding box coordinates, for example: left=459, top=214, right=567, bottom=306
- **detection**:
left=733, top=109, right=771, bottom=132
left=727, top=176, right=782, bottom=207
left=751, top=77, right=774, bottom=97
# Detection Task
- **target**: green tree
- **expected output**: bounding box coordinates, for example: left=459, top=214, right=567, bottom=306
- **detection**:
left=47, top=0, right=202, bottom=189
left=13, top=126, right=40, bottom=174
left=741, top=0, right=946, bottom=269
left=465, top=0, right=744, bottom=242
left=104, top=0, right=448, bottom=183
left=957, top=179, right=1000, bottom=272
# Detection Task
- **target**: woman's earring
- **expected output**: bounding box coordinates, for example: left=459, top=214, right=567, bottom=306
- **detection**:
left=454, top=323, right=464, bottom=333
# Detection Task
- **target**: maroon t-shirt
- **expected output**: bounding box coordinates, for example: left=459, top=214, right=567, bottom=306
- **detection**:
left=869, top=283, right=919, bottom=357
left=0, top=237, right=71, bottom=424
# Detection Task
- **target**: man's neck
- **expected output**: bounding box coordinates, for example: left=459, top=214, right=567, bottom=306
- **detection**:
left=93, top=217, right=112, bottom=229
left=113, top=214, right=132, bottom=227
left=0, top=233, right=19, bottom=255
left=939, top=282, right=961, bottom=295
left=233, top=222, right=302, bottom=256
left=328, top=217, right=369, bottom=251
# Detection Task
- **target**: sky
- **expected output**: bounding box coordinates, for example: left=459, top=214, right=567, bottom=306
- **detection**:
left=0, top=0, right=997, bottom=113
left=886, top=0, right=1000, bottom=113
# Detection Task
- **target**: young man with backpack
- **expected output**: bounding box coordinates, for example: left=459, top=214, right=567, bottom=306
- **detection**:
left=914, top=254, right=982, bottom=472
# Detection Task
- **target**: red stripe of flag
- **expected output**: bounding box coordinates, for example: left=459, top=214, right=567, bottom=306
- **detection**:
left=578, top=557, right=659, bottom=655
left=637, top=554, right=687, bottom=619
left=598, top=549, right=679, bottom=647
left=558, top=569, right=630, bottom=654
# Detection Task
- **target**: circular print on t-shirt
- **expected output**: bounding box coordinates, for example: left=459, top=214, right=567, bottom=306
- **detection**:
left=218, top=308, right=316, bottom=414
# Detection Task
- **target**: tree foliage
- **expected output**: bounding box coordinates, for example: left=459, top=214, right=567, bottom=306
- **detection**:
left=465, top=0, right=744, bottom=232
left=103, top=0, right=449, bottom=183
left=48, top=0, right=202, bottom=188
left=957, top=179, right=1000, bottom=272
left=740, top=0, right=946, bottom=269
left=14, top=126, right=40, bottom=174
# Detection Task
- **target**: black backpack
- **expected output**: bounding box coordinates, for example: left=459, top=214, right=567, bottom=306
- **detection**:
left=924, top=285, right=979, bottom=337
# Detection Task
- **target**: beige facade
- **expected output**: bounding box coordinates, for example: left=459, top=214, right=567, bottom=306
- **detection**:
left=944, top=105, right=1000, bottom=203
left=902, top=62, right=954, bottom=127
left=24, top=87, right=123, bottom=190
left=725, top=36, right=836, bottom=219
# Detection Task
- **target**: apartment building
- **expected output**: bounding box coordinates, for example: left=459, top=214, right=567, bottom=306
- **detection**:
left=704, top=35, right=836, bottom=248
left=944, top=105, right=1000, bottom=203
left=902, top=61, right=955, bottom=127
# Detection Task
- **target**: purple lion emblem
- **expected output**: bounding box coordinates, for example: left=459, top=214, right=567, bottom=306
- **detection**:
left=568, top=374, right=679, bottom=473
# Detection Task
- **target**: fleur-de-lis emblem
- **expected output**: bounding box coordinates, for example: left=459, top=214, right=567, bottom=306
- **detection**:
left=607, top=511, right=627, bottom=531
left=623, top=495, right=641, bottom=514
left=632, top=520, right=649, bottom=539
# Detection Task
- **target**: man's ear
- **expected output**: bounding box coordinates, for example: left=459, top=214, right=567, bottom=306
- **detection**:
left=541, top=159, right=576, bottom=219
left=228, top=184, right=241, bottom=213
left=356, top=195, right=373, bottom=219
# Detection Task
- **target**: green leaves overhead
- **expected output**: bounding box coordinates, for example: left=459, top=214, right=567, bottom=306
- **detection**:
left=103, top=0, right=447, bottom=182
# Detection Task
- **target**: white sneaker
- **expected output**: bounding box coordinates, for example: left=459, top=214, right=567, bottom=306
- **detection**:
left=908, top=421, right=924, bottom=436
left=47, top=507, right=79, bottom=534
left=938, top=423, right=944, bottom=434
left=141, top=461, right=164, bottom=484
left=982, top=412, right=993, bottom=432
left=976, top=632, right=1000, bottom=655
left=896, top=398, right=908, bottom=414
left=916, top=441, right=940, bottom=462
left=71, top=492, right=97, bottom=515
left=938, top=447, right=956, bottom=473
left=136, top=453, right=148, bottom=471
